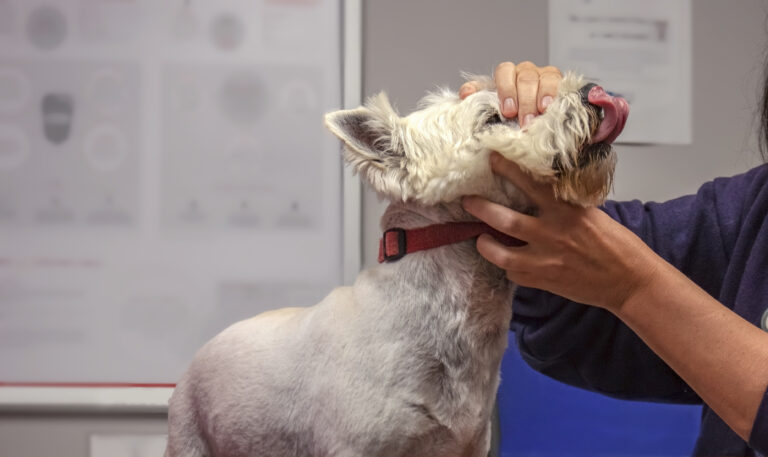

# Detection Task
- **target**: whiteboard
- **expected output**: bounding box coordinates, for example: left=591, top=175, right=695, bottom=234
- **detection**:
left=0, top=0, right=361, bottom=410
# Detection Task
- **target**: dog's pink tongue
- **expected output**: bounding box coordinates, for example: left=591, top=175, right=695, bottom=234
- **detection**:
left=588, top=86, right=629, bottom=144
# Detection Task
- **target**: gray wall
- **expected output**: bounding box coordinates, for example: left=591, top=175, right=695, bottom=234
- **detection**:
left=1, top=1, right=767, bottom=455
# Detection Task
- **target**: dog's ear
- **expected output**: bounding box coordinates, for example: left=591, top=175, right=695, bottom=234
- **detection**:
left=324, top=93, right=408, bottom=200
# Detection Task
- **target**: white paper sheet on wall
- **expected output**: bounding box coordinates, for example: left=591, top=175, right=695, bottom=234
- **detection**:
left=0, top=0, right=344, bottom=384
left=549, top=0, right=692, bottom=144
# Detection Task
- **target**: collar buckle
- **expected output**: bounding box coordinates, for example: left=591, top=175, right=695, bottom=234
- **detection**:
left=381, top=227, right=407, bottom=262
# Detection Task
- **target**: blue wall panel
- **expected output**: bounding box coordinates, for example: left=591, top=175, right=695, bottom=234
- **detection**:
left=498, top=333, right=701, bottom=457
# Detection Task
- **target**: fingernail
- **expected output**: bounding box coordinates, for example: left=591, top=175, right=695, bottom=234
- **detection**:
left=523, top=114, right=534, bottom=127
left=542, top=96, right=553, bottom=109
left=502, top=98, right=516, bottom=118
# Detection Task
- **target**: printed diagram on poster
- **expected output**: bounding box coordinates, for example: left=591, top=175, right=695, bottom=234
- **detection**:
left=549, top=0, right=692, bottom=144
left=0, top=0, right=345, bottom=391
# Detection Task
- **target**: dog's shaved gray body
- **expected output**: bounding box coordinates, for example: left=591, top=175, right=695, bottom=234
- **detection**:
left=165, top=73, right=619, bottom=457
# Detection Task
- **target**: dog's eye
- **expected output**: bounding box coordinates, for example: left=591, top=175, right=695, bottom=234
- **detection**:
left=484, top=113, right=503, bottom=125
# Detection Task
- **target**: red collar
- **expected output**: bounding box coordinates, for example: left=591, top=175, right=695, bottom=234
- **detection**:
left=378, top=222, right=525, bottom=263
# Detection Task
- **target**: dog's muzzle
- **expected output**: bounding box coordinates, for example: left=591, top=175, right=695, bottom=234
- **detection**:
left=579, top=83, right=629, bottom=145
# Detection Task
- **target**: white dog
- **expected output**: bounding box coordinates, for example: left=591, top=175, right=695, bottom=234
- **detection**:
left=165, top=72, right=628, bottom=457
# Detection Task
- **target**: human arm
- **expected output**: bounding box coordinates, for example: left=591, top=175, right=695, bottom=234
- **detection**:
left=462, top=154, right=768, bottom=445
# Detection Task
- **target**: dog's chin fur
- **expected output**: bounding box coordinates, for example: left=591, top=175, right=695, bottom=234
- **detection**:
left=554, top=152, right=617, bottom=206
left=165, top=72, right=617, bottom=457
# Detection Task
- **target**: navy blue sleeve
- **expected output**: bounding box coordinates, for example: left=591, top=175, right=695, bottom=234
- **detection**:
left=510, top=167, right=757, bottom=403
left=750, top=388, right=768, bottom=453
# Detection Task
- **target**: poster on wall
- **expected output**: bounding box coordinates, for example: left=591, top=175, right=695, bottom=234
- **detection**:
left=549, top=0, right=692, bottom=144
left=0, top=0, right=344, bottom=388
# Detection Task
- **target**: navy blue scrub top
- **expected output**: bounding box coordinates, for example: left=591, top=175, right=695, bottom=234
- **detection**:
left=511, top=164, right=768, bottom=456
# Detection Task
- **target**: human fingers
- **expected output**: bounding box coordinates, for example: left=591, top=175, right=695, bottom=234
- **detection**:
left=537, top=66, right=562, bottom=112
left=494, top=62, right=518, bottom=119
left=475, top=235, right=540, bottom=286
left=462, top=196, right=539, bottom=241
left=475, top=234, right=520, bottom=270
left=489, top=152, right=556, bottom=207
left=515, top=61, right=540, bottom=127
left=459, top=81, right=481, bottom=100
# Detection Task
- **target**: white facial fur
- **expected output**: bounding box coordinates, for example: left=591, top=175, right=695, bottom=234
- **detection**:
left=325, top=73, right=615, bottom=207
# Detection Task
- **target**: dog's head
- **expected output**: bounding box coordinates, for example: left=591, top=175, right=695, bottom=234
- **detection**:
left=325, top=73, right=628, bottom=207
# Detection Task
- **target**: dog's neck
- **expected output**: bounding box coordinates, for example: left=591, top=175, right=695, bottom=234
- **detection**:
left=367, top=199, right=513, bottom=352
left=379, top=201, right=479, bottom=231
left=353, top=200, right=513, bottom=413
left=376, top=201, right=511, bottom=303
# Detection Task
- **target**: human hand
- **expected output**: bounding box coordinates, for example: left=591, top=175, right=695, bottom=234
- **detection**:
left=462, top=153, right=662, bottom=312
left=459, top=61, right=562, bottom=127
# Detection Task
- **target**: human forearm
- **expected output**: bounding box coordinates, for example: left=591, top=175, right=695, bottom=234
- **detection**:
left=464, top=154, right=768, bottom=444
left=615, top=256, right=768, bottom=441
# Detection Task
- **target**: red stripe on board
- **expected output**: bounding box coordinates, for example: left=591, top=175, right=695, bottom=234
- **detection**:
left=0, top=382, right=176, bottom=388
